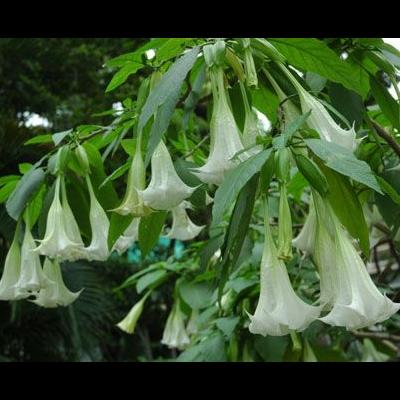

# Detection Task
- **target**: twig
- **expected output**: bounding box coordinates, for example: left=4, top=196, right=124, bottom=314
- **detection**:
left=183, top=135, right=210, bottom=159
left=371, top=120, right=400, bottom=159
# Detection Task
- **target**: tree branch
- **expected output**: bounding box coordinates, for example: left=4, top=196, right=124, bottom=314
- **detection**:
left=371, top=120, right=400, bottom=159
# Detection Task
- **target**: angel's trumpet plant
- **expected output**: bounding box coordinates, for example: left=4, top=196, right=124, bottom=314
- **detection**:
left=112, top=132, right=152, bottom=217
left=112, top=217, right=140, bottom=255
left=84, top=175, right=110, bottom=261
left=117, top=292, right=150, bottom=334
left=0, top=225, right=23, bottom=300
left=279, top=63, right=357, bottom=151
left=33, top=258, right=81, bottom=308
left=191, top=64, right=249, bottom=186
left=292, top=198, right=317, bottom=255
left=15, top=220, right=53, bottom=297
left=141, top=140, right=196, bottom=210
left=311, top=191, right=400, bottom=329
left=35, top=175, right=85, bottom=262
left=248, top=197, right=321, bottom=336
left=263, top=68, right=301, bottom=130
left=161, top=300, right=190, bottom=349
left=166, top=201, right=204, bottom=241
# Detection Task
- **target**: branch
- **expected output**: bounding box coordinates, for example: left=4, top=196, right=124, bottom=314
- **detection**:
left=351, top=330, right=400, bottom=342
left=371, top=120, right=400, bottom=159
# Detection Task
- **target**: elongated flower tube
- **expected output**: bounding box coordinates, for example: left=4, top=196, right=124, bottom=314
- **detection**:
left=277, top=184, right=293, bottom=260
left=35, top=176, right=85, bottom=262
left=248, top=197, right=321, bottom=336
left=166, top=201, right=204, bottom=241
left=292, top=198, right=317, bottom=255
left=191, top=67, right=249, bottom=185
left=239, top=82, right=263, bottom=152
left=141, top=140, right=196, bottom=210
left=263, top=68, right=301, bottom=130
left=161, top=301, right=190, bottom=349
left=112, top=218, right=140, bottom=255
left=117, top=292, right=150, bottom=334
left=112, top=134, right=152, bottom=217
left=312, top=191, right=400, bottom=329
left=33, top=258, right=81, bottom=308
left=84, top=176, right=110, bottom=261
left=186, top=308, right=199, bottom=336
left=0, top=227, right=23, bottom=300
left=279, top=63, right=357, bottom=151
left=15, top=223, right=53, bottom=297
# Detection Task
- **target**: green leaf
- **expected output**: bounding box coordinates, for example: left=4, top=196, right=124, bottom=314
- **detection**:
left=217, top=174, right=258, bottom=302
left=99, top=162, right=130, bottom=190
left=25, top=184, right=46, bottom=228
left=319, top=163, right=370, bottom=256
left=179, top=280, right=213, bottom=310
left=138, top=211, right=167, bottom=258
left=369, top=75, right=400, bottom=130
left=376, top=169, right=400, bottom=228
left=376, top=176, right=400, bottom=205
left=251, top=82, right=279, bottom=124
left=18, top=163, right=33, bottom=174
left=268, top=38, right=368, bottom=97
left=198, top=332, right=228, bottom=362
left=108, top=214, right=134, bottom=249
left=52, top=129, right=72, bottom=146
left=121, top=138, right=136, bottom=156
left=215, top=316, right=240, bottom=339
left=254, top=335, right=290, bottom=362
left=116, top=264, right=163, bottom=291
left=105, top=62, right=143, bottom=93
left=156, top=39, right=196, bottom=62
left=138, top=46, right=200, bottom=132
left=211, top=148, right=272, bottom=231
left=273, top=111, right=311, bottom=149
left=24, top=134, right=53, bottom=145
left=6, top=167, right=45, bottom=221
left=136, top=270, right=168, bottom=294
left=0, top=175, right=19, bottom=186
left=0, top=181, right=18, bottom=204
left=305, top=138, right=383, bottom=194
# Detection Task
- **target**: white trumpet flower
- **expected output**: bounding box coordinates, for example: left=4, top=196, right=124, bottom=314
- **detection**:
left=141, top=140, right=196, bottom=210
left=84, top=176, right=110, bottom=261
left=279, top=64, right=357, bottom=151
left=161, top=302, right=190, bottom=349
left=248, top=198, right=321, bottom=336
left=35, top=176, right=85, bottom=262
left=312, top=191, right=400, bottom=329
left=191, top=67, right=249, bottom=185
left=292, top=199, right=317, bottom=255
left=0, top=229, right=23, bottom=300
left=112, top=218, right=140, bottom=255
left=32, top=258, right=81, bottom=308
left=112, top=137, right=152, bottom=217
left=117, top=292, right=150, bottom=334
left=166, top=201, right=204, bottom=241
left=15, top=224, right=53, bottom=297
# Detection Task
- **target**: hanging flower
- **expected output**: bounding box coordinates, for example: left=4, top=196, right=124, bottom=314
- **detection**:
left=141, top=140, right=196, bottom=210
left=161, top=301, right=190, bottom=349
left=292, top=198, right=317, bottom=255
left=191, top=67, right=249, bottom=186
left=186, top=308, right=199, bottom=336
left=112, top=218, right=140, bottom=255
left=84, top=176, right=110, bottom=261
left=277, top=184, right=293, bottom=260
left=166, top=201, right=204, bottom=241
left=0, top=228, right=23, bottom=300
left=112, top=136, right=152, bottom=217
left=15, top=223, right=53, bottom=297
left=35, top=176, right=85, bottom=262
left=248, top=197, right=321, bottom=336
left=279, top=63, right=357, bottom=151
left=117, top=292, right=150, bottom=334
left=312, top=191, right=400, bottom=329
left=32, top=258, right=81, bottom=308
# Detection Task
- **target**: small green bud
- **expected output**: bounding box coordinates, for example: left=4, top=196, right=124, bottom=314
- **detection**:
left=75, top=144, right=90, bottom=175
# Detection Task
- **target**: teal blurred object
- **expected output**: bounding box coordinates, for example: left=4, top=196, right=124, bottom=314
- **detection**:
left=123, top=237, right=185, bottom=263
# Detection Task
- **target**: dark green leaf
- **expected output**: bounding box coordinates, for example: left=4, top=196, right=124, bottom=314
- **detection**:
left=254, top=336, right=290, bottom=362
left=6, top=167, right=45, bottom=221
left=0, top=181, right=18, bottom=204
left=179, top=280, right=213, bottom=310
left=139, top=211, right=167, bottom=258
left=273, top=111, right=311, bottom=149
left=305, top=138, right=383, bottom=194
left=105, top=62, right=144, bottom=93
left=215, top=316, right=240, bottom=339
left=136, top=270, right=168, bottom=294
left=211, top=148, right=272, bottom=231
left=24, top=134, right=53, bottom=145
